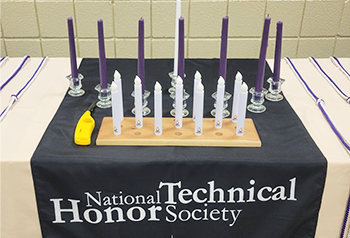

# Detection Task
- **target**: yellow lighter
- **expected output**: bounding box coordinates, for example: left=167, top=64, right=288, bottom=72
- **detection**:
left=74, top=102, right=96, bottom=145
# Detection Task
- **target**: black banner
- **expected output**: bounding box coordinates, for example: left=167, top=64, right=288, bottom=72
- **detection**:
left=31, top=59, right=327, bottom=238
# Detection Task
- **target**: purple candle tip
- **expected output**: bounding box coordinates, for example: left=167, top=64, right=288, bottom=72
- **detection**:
left=219, top=16, right=229, bottom=80
left=273, top=21, right=283, bottom=84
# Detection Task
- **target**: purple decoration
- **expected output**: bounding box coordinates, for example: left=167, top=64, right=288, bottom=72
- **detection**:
left=178, top=17, right=185, bottom=80
left=67, top=17, right=78, bottom=79
left=138, top=18, right=145, bottom=95
left=97, top=19, right=108, bottom=89
left=273, top=21, right=283, bottom=83
left=219, top=16, right=229, bottom=80
left=255, top=17, right=271, bottom=93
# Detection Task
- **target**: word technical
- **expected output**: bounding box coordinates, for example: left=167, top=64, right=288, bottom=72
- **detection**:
left=50, top=178, right=297, bottom=226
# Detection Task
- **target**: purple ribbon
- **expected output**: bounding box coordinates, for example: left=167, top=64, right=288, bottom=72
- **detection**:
left=0, top=56, right=30, bottom=91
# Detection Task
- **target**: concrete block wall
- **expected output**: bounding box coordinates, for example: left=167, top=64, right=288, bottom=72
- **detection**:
left=1, top=0, right=349, bottom=59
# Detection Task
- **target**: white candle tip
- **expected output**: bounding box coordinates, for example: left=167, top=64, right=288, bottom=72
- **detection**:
left=235, top=71, right=243, bottom=81
left=197, top=82, right=204, bottom=93
left=241, top=82, right=248, bottom=93
left=176, top=76, right=183, bottom=86
left=135, top=76, right=141, bottom=86
left=114, top=70, right=121, bottom=81
left=218, top=76, right=225, bottom=86
left=111, top=81, right=118, bottom=92
left=155, top=81, right=162, bottom=92
left=195, top=71, right=201, bottom=81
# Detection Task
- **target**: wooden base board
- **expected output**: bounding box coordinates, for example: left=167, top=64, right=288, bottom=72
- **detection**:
left=96, top=117, right=261, bottom=147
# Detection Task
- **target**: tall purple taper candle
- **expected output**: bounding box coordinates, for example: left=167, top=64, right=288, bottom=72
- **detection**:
left=255, top=17, right=271, bottom=93
left=219, top=16, right=229, bottom=80
left=138, top=18, right=145, bottom=94
left=97, top=19, right=108, bottom=89
left=178, top=17, right=185, bottom=80
left=273, top=21, right=283, bottom=83
left=67, top=17, right=78, bottom=78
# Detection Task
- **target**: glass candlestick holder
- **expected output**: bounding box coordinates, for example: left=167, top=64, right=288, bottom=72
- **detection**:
left=210, top=91, right=232, bottom=118
left=67, top=73, right=84, bottom=97
left=131, top=90, right=151, bottom=116
left=169, top=90, right=190, bottom=117
left=167, top=72, right=186, bottom=94
left=265, top=77, right=285, bottom=102
left=97, top=87, right=112, bottom=109
left=247, top=87, right=268, bottom=113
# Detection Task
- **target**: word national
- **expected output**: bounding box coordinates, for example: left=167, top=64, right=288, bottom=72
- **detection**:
left=50, top=178, right=297, bottom=226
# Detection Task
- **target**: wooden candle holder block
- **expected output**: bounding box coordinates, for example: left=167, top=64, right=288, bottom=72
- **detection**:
left=96, top=117, right=261, bottom=147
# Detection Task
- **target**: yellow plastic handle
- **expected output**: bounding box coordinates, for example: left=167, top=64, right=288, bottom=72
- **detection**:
left=74, top=111, right=95, bottom=145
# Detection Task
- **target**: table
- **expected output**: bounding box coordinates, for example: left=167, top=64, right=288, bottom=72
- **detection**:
left=1, top=57, right=349, bottom=238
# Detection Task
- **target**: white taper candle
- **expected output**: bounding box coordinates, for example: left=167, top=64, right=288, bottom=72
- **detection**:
left=114, top=70, right=124, bottom=121
left=215, top=76, right=225, bottom=129
left=111, top=81, right=121, bottom=135
left=195, top=82, right=204, bottom=136
left=192, top=70, right=202, bottom=121
left=231, top=71, right=243, bottom=122
left=154, top=81, right=162, bottom=136
left=175, top=76, right=183, bottom=128
left=236, top=82, right=248, bottom=136
left=134, top=76, right=143, bottom=128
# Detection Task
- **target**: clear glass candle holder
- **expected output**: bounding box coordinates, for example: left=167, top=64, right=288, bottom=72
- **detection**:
left=169, top=89, right=190, bottom=117
left=265, top=77, right=285, bottom=102
left=67, top=73, right=84, bottom=97
left=247, top=87, right=268, bottom=113
left=96, top=87, right=112, bottom=109
left=131, top=90, right=151, bottom=116
left=210, top=91, right=232, bottom=118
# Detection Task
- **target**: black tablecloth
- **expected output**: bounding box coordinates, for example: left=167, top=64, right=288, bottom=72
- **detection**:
left=31, top=59, right=327, bottom=238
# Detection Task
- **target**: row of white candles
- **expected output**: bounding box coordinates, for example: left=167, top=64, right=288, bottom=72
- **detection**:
left=111, top=70, right=249, bottom=137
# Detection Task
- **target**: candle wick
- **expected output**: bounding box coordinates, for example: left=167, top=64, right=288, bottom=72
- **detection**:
left=267, top=14, right=270, bottom=18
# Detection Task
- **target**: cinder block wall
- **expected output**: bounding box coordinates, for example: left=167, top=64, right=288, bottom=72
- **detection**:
left=1, top=0, right=349, bottom=59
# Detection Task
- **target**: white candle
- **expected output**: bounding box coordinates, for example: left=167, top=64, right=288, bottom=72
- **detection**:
left=192, top=70, right=202, bottom=121
left=195, top=82, right=204, bottom=136
left=134, top=76, right=143, bottom=128
left=173, top=0, right=181, bottom=76
left=175, top=76, right=183, bottom=128
left=215, top=76, right=225, bottom=129
left=114, top=70, right=124, bottom=121
left=154, top=81, right=162, bottom=136
left=111, top=81, right=121, bottom=135
left=231, top=71, right=243, bottom=122
left=236, top=82, right=248, bottom=136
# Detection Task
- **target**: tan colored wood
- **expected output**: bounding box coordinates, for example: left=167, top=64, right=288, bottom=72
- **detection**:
left=96, top=117, right=261, bottom=147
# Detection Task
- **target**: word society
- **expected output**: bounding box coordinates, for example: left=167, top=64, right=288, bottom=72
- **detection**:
left=50, top=178, right=297, bottom=226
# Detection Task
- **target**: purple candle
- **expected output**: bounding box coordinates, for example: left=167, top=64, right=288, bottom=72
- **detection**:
left=273, top=21, right=283, bottom=83
left=67, top=17, right=78, bottom=78
left=138, top=18, right=145, bottom=94
left=219, top=16, right=229, bottom=80
left=255, top=17, right=271, bottom=93
left=178, top=17, right=185, bottom=80
left=97, top=19, right=108, bottom=89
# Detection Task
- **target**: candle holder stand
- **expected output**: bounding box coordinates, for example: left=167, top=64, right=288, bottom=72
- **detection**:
left=265, top=77, right=285, bottom=102
left=169, top=90, right=190, bottom=117
left=131, top=90, right=151, bottom=116
left=247, top=87, right=268, bottom=113
left=210, top=91, right=232, bottom=118
left=97, top=87, right=112, bottom=109
left=67, top=73, right=85, bottom=97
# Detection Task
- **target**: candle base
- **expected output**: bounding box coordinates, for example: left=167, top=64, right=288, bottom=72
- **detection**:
left=247, top=87, right=267, bottom=113
left=67, top=73, right=85, bottom=97
left=95, top=83, right=111, bottom=92
left=97, top=87, right=112, bottom=109
left=131, top=90, right=151, bottom=116
left=265, top=77, right=285, bottom=102
left=210, top=91, right=232, bottom=118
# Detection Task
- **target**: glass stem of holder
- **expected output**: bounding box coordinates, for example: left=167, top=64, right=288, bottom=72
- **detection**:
left=67, top=73, right=85, bottom=97
left=97, top=87, right=112, bottom=109
left=131, top=90, right=151, bottom=116
left=170, top=90, right=190, bottom=117
left=265, top=77, right=285, bottom=102
left=247, top=87, right=268, bottom=113
left=168, top=71, right=186, bottom=94
left=210, top=91, right=232, bottom=118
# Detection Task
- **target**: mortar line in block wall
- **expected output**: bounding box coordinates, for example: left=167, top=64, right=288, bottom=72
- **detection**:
left=112, top=1, right=117, bottom=58
left=186, top=0, right=191, bottom=58
left=72, top=0, right=81, bottom=58
left=1, top=24, right=8, bottom=56
left=33, top=0, right=44, bottom=57
left=333, top=0, right=346, bottom=56
left=150, top=0, right=153, bottom=58
left=296, top=0, right=307, bottom=58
